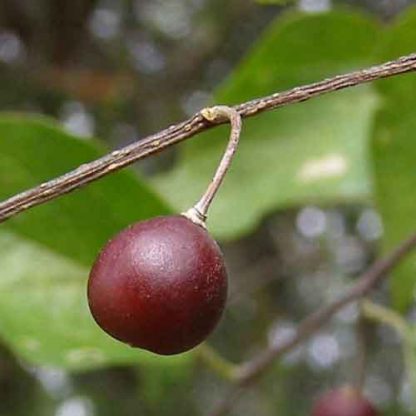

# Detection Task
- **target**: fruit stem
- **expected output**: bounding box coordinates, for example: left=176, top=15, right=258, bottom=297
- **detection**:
left=183, top=106, right=242, bottom=227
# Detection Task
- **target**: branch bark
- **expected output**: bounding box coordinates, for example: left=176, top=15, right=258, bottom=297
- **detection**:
left=208, top=231, right=416, bottom=416
left=1, top=53, right=416, bottom=223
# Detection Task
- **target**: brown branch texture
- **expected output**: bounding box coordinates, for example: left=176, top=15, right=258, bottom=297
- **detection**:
left=0, top=52, right=415, bottom=223
left=1, top=44, right=416, bottom=416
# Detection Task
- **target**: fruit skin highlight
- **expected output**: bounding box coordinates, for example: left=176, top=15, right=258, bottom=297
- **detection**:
left=312, top=386, right=378, bottom=416
left=88, top=215, right=227, bottom=355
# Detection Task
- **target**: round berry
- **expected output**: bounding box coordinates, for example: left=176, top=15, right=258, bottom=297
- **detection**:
left=88, top=215, right=227, bottom=355
left=312, top=386, right=378, bottom=416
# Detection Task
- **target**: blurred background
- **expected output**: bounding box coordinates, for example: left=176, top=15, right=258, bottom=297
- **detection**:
left=0, top=0, right=416, bottom=415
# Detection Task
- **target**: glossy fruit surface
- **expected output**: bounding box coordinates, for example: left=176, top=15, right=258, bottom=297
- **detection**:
left=312, top=386, right=378, bottom=416
left=88, top=215, right=227, bottom=355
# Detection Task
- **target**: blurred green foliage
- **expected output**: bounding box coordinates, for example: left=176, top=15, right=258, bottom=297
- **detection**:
left=372, top=8, right=416, bottom=311
left=1, top=1, right=416, bottom=415
left=0, top=116, right=194, bottom=369
left=154, top=11, right=380, bottom=240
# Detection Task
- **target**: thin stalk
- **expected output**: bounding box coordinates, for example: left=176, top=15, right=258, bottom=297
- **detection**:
left=183, top=106, right=242, bottom=226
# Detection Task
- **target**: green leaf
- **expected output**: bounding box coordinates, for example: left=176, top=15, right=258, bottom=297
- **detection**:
left=139, top=361, right=195, bottom=414
left=0, top=115, right=194, bottom=369
left=0, top=115, right=171, bottom=266
left=0, top=231, right=191, bottom=370
left=153, top=11, right=380, bottom=240
left=371, top=7, right=416, bottom=311
left=372, top=104, right=416, bottom=311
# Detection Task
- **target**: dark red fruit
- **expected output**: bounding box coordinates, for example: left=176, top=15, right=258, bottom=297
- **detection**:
left=87, top=215, right=227, bottom=355
left=312, top=386, right=378, bottom=416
